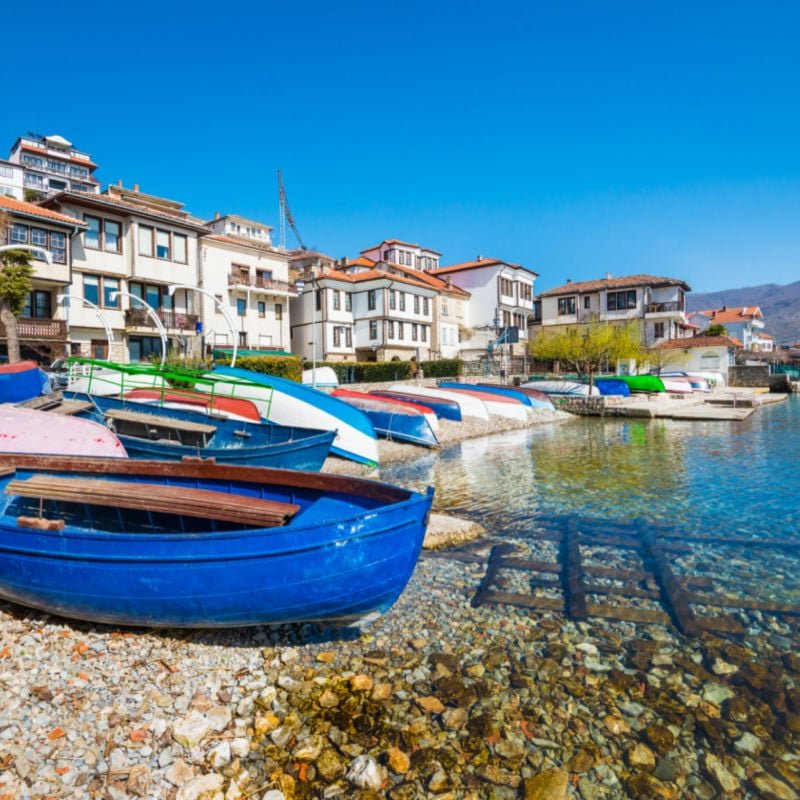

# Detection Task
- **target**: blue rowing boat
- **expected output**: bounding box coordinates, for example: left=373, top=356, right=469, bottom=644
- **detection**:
left=67, top=393, right=335, bottom=471
left=441, top=381, right=554, bottom=410
left=595, top=378, right=631, bottom=397
left=0, top=455, right=433, bottom=628
left=369, top=390, right=463, bottom=421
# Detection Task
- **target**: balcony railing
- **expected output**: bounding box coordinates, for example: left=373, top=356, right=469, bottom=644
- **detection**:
left=125, top=308, right=199, bottom=331
left=646, top=302, right=683, bottom=314
left=0, top=317, right=67, bottom=340
left=227, top=273, right=296, bottom=294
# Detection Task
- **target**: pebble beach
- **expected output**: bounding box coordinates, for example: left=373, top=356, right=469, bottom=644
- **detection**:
left=1, top=402, right=799, bottom=800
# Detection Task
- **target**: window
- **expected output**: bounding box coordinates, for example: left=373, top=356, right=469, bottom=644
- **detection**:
left=333, top=290, right=341, bottom=310
left=412, top=323, right=418, bottom=341
left=520, top=283, right=533, bottom=301
left=397, top=321, right=404, bottom=340
left=387, top=320, right=395, bottom=338
left=654, top=322, right=665, bottom=339
left=258, top=301, right=266, bottom=318
left=30, top=228, right=47, bottom=248
left=83, top=274, right=99, bottom=305
left=237, top=298, right=246, bottom=317
left=344, top=293, right=351, bottom=312
left=0, top=166, right=12, bottom=178
left=557, top=296, right=576, bottom=315
left=700, top=351, right=720, bottom=370
left=105, top=220, right=121, bottom=253
left=345, top=327, right=352, bottom=347
left=173, top=234, right=187, bottom=264
left=22, top=155, right=44, bottom=168
left=500, top=278, right=514, bottom=297
left=239, top=332, right=248, bottom=347
left=389, top=290, right=396, bottom=310
left=368, top=290, right=377, bottom=310
left=85, top=216, right=101, bottom=249
left=414, top=295, right=420, bottom=314
left=333, top=327, right=341, bottom=347
left=103, top=278, right=119, bottom=308
left=315, top=289, right=321, bottom=311
left=129, top=336, right=163, bottom=363
left=421, top=325, right=427, bottom=342
left=138, top=225, right=153, bottom=256
left=48, top=159, right=67, bottom=175
left=91, top=339, right=108, bottom=360
left=49, top=232, right=66, bottom=264
left=442, top=298, right=449, bottom=316
left=369, top=320, right=377, bottom=339
left=145, top=284, right=160, bottom=309
left=423, top=297, right=429, bottom=316
left=275, top=303, right=283, bottom=320
left=607, top=290, right=637, bottom=311
left=23, top=290, right=52, bottom=319
left=399, top=292, right=406, bottom=312
left=156, top=230, right=170, bottom=259
left=10, top=224, right=27, bottom=244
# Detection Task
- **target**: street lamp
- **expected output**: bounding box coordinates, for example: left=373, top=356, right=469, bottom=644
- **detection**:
left=168, top=284, right=237, bottom=367
left=109, top=290, right=167, bottom=368
left=57, top=292, right=114, bottom=359
left=0, top=244, right=53, bottom=265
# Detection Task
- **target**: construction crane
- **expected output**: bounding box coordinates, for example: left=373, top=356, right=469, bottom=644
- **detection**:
left=277, top=170, right=307, bottom=252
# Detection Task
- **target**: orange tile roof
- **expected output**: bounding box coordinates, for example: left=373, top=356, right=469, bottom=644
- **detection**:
left=658, top=335, right=741, bottom=349
left=698, top=306, right=763, bottom=323
left=432, top=257, right=538, bottom=277
left=347, top=269, right=435, bottom=291
left=360, top=239, right=443, bottom=256
left=757, top=333, right=774, bottom=339
left=204, top=234, right=282, bottom=255
left=0, top=194, right=87, bottom=227
left=346, top=256, right=376, bottom=268
left=539, top=273, right=689, bottom=297
left=384, top=260, right=470, bottom=297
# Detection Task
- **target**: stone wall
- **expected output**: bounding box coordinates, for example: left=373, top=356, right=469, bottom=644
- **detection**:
left=728, top=366, right=771, bottom=388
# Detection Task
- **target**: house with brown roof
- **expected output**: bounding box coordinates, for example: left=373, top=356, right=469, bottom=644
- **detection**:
left=0, top=194, right=87, bottom=362
left=657, top=335, right=741, bottom=379
left=687, top=306, right=772, bottom=352
left=533, top=273, right=693, bottom=347
left=430, top=256, right=538, bottom=358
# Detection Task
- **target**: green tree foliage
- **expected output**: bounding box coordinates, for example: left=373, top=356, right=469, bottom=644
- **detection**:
left=703, top=323, right=728, bottom=337
left=308, top=360, right=414, bottom=383
left=529, top=321, right=644, bottom=390
left=0, top=213, right=35, bottom=363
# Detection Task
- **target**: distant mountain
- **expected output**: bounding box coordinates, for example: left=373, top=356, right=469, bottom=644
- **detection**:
left=687, top=280, right=800, bottom=345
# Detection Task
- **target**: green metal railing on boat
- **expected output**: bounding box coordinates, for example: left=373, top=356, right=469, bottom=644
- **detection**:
left=65, top=358, right=275, bottom=421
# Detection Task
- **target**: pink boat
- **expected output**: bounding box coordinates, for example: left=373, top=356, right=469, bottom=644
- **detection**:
left=0, top=406, right=127, bottom=458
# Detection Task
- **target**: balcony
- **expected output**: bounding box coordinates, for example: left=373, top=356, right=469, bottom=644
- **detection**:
left=645, top=301, right=684, bottom=315
left=0, top=317, right=67, bottom=341
left=125, top=307, right=199, bottom=332
left=227, top=273, right=297, bottom=296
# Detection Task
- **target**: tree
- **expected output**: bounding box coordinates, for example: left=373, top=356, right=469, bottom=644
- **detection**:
left=529, top=321, right=644, bottom=391
left=0, top=210, right=35, bottom=363
left=703, top=323, right=728, bottom=337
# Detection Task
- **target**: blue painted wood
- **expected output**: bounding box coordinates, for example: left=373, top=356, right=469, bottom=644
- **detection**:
left=440, top=382, right=555, bottom=410
left=0, top=460, right=433, bottom=628
left=369, top=391, right=463, bottom=421
left=335, top=395, right=439, bottom=448
left=595, top=379, right=631, bottom=397
left=70, top=393, right=335, bottom=471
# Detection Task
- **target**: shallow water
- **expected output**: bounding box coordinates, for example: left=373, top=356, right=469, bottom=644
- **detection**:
left=383, top=395, right=800, bottom=601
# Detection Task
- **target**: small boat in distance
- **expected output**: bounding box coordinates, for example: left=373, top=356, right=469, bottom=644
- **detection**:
left=332, top=390, right=439, bottom=448
left=0, top=455, right=433, bottom=628
left=388, top=385, right=490, bottom=420
left=435, top=384, right=529, bottom=421
left=595, top=378, right=631, bottom=397
left=614, top=375, right=666, bottom=394
left=522, top=379, right=600, bottom=396
left=369, top=390, right=463, bottom=422
left=476, top=383, right=555, bottom=410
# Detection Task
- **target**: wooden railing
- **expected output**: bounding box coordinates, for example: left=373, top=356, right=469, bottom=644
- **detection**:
left=228, top=273, right=296, bottom=293
left=125, top=308, right=199, bottom=331
left=0, top=318, right=67, bottom=340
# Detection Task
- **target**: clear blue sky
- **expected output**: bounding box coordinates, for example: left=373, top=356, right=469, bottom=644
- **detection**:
left=4, top=0, right=800, bottom=292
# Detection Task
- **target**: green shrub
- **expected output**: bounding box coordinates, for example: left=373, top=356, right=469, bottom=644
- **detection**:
left=306, top=360, right=413, bottom=383
left=417, top=358, right=463, bottom=378
left=217, top=355, right=303, bottom=382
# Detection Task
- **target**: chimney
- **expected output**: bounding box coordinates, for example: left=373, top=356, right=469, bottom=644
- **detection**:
left=722, top=305, right=727, bottom=312
left=566, top=279, right=572, bottom=285
left=477, top=254, right=484, bottom=261
left=214, top=211, right=220, bottom=220
left=117, top=179, right=123, bottom=188
left=605, top=272, right=612, bottom=280
left=133, top=183, right=140, bottom=192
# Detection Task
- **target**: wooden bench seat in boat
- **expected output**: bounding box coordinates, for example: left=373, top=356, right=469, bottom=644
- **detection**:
left=103, top=408, right=217, bottom=447
left=6, top=475, right=299, bottom=528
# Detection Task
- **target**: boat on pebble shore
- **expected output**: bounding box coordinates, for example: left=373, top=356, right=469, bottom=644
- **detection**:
left=387, top=385, right=491, bottom=420
left=369, top=390, right=463, bottom=421
left=522, top=379, right=601, bottom=396
left=0, top=455, right=433, bottom=627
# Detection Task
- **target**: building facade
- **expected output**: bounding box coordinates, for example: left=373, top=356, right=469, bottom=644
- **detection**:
left=8, top=134, right=100, bottom=200
left=532, top=273, right=693, bottom=348
left=0, top=159, right=23, bottom=200
left=657, top=335, right=740, bottom=379
left=0, top=195, right=87, bottom=361
left=687, top=306, right=773, bottom=352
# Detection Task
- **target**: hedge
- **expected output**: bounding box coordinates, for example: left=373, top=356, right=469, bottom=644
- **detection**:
left=216, top=355, right=303, bottom=382
left=306, top=360, right=413, bottom=383
left=417, top=358, right=463, bottom=378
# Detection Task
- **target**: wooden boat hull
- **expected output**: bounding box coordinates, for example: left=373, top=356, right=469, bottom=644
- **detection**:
left=0, top=361, right=47, bottom=403
left=369, top=390, right=463, bottom=421
left=74, top=394, right=335, bottom=471
left=388, top=385, right=490, bottom=420
left=0, top=406, right=127, bottom=458
left=0, top=457, right=433, bottom=628
left=476, top=383, right=555, bottom=410
left=332, top=390, right=439, bottom=448
left=434, top=386, right=528, bottom=420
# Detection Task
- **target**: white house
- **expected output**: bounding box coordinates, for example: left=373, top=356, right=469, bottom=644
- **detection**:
left=0, top=194, right=87, bottom=362
left=202, top=214, right=294, bottom=354
left=0, top=159, right=23, bottom=200
left=431, top=256, right=537, bottom=356
left=533, top=273, right=693, bottom=347
left=657, top=335, right=740, bottom=379
left=688, top=306, right=772, bottom=352
left=360, top=239, right=441, bottom=272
